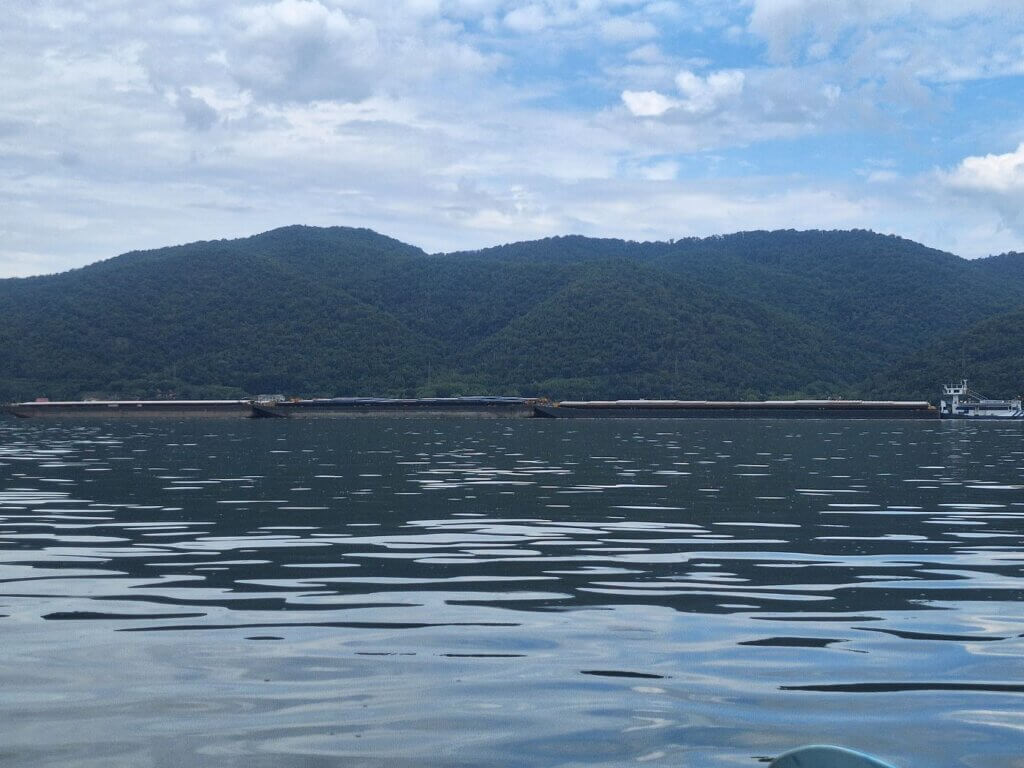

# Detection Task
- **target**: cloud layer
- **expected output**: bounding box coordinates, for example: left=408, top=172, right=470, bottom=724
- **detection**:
left=2, top=1, right=1024, bottom=276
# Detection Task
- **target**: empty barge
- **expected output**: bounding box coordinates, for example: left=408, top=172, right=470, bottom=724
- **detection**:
left=4, top=397, right=939, bottom=420
left=534, top=399, right=938, bottom=419
left=3, top=399, right=254, bottom=419
left=253, top=396, right=538, bottom=418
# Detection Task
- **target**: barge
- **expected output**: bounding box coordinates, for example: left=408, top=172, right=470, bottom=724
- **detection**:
left=1, top=395, right=958, bottom=420
left=3, top=399, right=254, bottom=419
left=253, top=396, right=538, bottom=418
left=534, top=399, right=938, bottom=419
left=2, top=396, right=538, bottom=419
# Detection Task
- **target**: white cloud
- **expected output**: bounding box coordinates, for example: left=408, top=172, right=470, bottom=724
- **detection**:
left=626, top=43, right=664, bottom=63
left=503, top=4, right=550, bottom=32
left=2, top=0, right=1024, bottom=277
left=499, top=1, right=665, bottom=38
left=748, top=0, right=1024, bottom=82
left=620, top=69, right=746, bottom=120
left=229, top=0, right=380, bottom=101
left=939, top=144, right=1024, bottom=238
left=945, top=143, right=1024, bottom=192
left=621, top=90, right=676, bottom=117
left=674, top=69, right=745, bottom=113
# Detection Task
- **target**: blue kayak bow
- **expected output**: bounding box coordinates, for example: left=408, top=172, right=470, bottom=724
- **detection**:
left=770, top=745, right=899, bottom=768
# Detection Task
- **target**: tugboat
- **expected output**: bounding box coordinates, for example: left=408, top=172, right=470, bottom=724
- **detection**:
left=940, top=379, right=1024, bottom=418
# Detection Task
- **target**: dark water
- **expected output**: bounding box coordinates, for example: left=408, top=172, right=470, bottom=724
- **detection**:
left=2, top=418, right=1023, bottom=768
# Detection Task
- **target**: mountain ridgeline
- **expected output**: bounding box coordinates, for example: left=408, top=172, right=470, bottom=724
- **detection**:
left=1, top=226, right=1022, bottom=404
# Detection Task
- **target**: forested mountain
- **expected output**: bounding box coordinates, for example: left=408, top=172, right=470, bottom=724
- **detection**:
left=1, top=226, right=1021, bottom=403
left=866, top=306, right=1024, bottom=401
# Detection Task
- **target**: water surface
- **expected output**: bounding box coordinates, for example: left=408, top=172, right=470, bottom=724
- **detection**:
left=2, top=418, right=1023, bottom=767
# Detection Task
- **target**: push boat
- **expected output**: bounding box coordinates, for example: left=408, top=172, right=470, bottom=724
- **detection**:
left=940, top=380, right=1024, bottom=419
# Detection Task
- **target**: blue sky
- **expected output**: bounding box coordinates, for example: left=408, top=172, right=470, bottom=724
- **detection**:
left=2, top=0, right=1024, bottom=276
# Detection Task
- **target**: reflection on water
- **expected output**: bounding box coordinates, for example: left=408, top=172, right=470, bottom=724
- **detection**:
left=2, top=419, right=1024, bottom=767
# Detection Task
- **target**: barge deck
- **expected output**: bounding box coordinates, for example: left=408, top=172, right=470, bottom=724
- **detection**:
left=3, top=397, right=940, bottom=420
left=253, top=396, right=538, bottom=418
left=534, top=399, right=938, bottom=419
left=3, top=400, right=254, bottom=419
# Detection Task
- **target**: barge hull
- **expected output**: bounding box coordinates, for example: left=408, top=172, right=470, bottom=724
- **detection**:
left=535, top=402, right=938, bottom=419
left=4, top=401, right=255, bottom=419
left=258, top=398, right=537, bottom=419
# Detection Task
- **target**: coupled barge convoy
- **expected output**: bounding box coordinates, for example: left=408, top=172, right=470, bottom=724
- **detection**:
left=11, top=383, right=1022, bottom=420
left=4, top=396, right=940, bottom=419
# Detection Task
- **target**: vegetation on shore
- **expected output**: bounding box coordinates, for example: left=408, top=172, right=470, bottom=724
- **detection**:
left=1, top=226, right=1021, bottom=403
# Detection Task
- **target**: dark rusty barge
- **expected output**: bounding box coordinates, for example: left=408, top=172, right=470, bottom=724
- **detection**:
left=534, top=399, right=938, bottom=419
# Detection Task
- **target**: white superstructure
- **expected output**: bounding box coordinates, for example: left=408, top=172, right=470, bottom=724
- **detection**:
left=940, top=380, right=1024, bottom=418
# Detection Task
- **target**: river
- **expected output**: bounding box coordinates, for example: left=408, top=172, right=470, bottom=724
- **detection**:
left=1, top=418, right=1022, bottom=767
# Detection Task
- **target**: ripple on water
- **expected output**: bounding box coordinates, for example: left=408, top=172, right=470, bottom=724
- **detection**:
left=4, top=418, right=1024, bottom=767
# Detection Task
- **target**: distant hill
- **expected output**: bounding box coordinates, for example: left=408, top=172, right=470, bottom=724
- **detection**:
left=866, top=306, right=1024, bottom=401
left=1, top=226, right=1021, bottom=403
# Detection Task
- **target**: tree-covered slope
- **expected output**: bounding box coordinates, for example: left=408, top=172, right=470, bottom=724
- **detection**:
left=867, top=306, right=1024, bottom=401
left=964, top=251, right=1024, bottom=281
left=0, top=228, right=438, bottom=399
left=461, top=259, right=843, bottom=400
left=1, top=226, right=1021, bottom=402
left=644, top=231, right=1022, bottom=381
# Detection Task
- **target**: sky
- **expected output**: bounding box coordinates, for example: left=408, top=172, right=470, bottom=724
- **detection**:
left=2, top=0, right=1024, bottom=277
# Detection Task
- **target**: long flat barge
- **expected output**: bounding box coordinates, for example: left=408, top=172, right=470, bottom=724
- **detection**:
left=534, top=399, right=938, bottom=419
left=3, top=397, right=938, bottom=420
left=3, top=399, right=254, bottom=419
left=253, top=396, right=538, bottom=418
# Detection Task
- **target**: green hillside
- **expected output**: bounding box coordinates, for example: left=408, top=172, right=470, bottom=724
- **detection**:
left=649, top=230, right=1021, bottom=371
left=1, top=226, right=1022, bottom=403
left=461, top=258, right=841, bottom=400
left=867, top=306, right=1024, bottom=401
